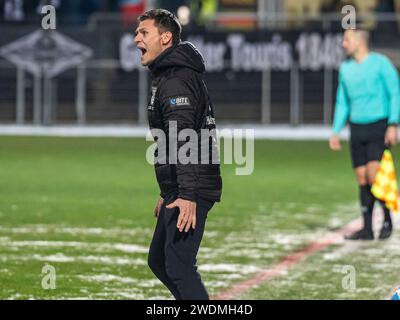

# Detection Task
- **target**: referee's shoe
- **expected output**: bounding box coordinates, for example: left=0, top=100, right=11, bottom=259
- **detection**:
left=345, top=228, right=374, bottom=241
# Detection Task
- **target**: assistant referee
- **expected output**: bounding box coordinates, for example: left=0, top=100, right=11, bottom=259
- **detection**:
left=329, top=29, right=400, bottom=240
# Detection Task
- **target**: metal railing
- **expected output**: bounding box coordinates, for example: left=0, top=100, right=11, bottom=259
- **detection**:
left=0, top=59, right=336, bottom=126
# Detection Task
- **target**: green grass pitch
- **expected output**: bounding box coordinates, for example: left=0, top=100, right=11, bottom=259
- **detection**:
left=0, top=136, right=399, bottom=299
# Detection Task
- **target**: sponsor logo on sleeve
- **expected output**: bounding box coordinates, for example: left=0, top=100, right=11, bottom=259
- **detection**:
left=169, top=97, right=190, bottom=107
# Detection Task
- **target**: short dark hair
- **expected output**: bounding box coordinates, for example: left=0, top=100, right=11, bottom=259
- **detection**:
left=354, top=29, right=370, bottom=45
left=138, top=9, right=182, bottom=45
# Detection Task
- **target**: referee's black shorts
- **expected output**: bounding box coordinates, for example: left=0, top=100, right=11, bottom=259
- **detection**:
left=349, top=118, right=388, bottom=168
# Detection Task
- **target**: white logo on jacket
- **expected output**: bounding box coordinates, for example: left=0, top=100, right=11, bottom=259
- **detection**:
left=148, top=86, right=157, bottom=111
left=169, top=97, right=190, bottom=107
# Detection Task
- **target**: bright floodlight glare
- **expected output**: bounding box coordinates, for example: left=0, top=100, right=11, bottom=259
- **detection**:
left=177, top=6, right=190, bottom=26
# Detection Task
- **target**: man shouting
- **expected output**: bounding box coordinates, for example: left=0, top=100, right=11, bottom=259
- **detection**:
left=134, top=9, right=222, bottom=299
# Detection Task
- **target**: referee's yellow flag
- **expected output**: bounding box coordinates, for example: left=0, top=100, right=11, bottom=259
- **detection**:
left=371, top=149, right=399, bottom=213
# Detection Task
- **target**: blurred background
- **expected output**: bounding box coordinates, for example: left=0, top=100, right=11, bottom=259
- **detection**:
left=0, top=0, right=399, bottom=127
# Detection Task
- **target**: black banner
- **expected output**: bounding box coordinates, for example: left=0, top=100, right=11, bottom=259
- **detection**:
left=120, top=30, right=345, bottom=72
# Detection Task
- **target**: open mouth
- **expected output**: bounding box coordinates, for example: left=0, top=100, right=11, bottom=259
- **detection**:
left=139, top=47, right=147, bottom=56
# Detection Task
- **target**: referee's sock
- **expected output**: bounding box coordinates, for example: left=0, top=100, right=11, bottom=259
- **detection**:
left=378, top=200, right=392, bottom=226
left=345, top=185, right=375, bottom=240
left=360, top=184, right=374, bottom=232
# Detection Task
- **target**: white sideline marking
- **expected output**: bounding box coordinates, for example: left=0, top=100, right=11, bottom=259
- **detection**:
left=0, top=124, right=351, bottom=140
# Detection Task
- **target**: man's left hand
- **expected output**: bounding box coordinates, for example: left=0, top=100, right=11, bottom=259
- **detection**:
left=385, top=126, right=398, bottom=146
left=166, top=198, right=197, bottom=232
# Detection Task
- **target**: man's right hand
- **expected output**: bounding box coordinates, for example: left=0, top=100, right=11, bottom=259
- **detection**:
left=329, top=135, right=342, bottom=151
left=154, top=197, right=164, bottom=218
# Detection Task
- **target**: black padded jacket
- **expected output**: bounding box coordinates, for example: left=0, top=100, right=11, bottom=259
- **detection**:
left=147, top=41, right=222, bottom=202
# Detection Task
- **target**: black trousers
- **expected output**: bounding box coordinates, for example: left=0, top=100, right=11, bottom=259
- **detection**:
left=148, top=192, right=214, bottom=300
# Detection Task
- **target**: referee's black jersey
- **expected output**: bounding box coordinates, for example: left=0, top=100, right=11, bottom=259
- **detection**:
left=147, top=42, right=222, bottom=203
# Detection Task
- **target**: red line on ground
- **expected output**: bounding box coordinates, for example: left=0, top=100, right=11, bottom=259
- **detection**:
left=212, top=218, right=362, bottom=300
